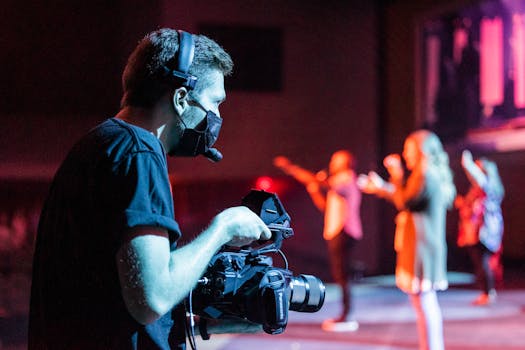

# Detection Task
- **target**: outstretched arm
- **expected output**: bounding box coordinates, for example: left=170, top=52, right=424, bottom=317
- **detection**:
left=357, top=154, right=427, bottom=211
left=273, top=156, right=319, bottom=186
left=357, top=154, right=403, bottom=201
left=357, top=171, right=395, bottom=199
left=383, top=154, right=428, bottom=211
left=274, top=156, right=327, bottom=212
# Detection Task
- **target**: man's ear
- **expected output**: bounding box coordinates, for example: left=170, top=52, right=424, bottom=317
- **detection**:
left=172, top=87, right=189, bottom=116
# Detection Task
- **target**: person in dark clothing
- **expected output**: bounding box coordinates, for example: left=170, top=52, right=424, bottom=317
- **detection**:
left=28, top=28, right=271, bottom=349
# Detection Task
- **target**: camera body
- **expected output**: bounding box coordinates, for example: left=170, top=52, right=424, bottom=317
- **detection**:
left=191, top=190, right=325, bottom=334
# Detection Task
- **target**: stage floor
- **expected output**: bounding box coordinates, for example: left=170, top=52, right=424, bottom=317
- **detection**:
left=193, top=272, right=525, bottom=350
left=1, top=272, right=524, bottom=350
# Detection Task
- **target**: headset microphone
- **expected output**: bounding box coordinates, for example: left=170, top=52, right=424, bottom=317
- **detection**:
left=168, top=30, right=224, bottom=163
left=204, top=148, right=223, bottom=162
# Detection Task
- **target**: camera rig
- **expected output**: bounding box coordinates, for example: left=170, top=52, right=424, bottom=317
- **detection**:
left=190, top=190, right=326, bottom=337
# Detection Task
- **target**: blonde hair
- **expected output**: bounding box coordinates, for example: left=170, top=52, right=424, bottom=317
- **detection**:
left=408, top=130, right=456, bottom=207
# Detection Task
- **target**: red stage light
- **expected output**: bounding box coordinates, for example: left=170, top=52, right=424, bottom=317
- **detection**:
left=255, top=176, right=274, bottom=191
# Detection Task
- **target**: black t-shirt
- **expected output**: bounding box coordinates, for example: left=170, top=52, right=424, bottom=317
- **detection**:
left=29, top=118, right=184, bottom=349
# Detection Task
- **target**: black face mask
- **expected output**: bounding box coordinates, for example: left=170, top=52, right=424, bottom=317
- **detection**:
left=170, top=99, right=223, bottom=162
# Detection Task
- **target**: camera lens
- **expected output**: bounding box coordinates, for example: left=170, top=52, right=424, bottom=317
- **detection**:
left=288, top=274, right=325, bottom=312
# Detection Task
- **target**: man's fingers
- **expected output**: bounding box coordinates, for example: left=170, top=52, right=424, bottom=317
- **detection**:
left=259, top=226, right=272, bottom=240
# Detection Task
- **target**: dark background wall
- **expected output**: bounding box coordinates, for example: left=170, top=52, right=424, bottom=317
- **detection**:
left=381, top=0, right=525, bottom=267
left=0, top=0, right=523, bottom=285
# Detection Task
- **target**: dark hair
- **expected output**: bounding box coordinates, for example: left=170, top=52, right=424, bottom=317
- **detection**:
left=121, top=28, right=233, bottom=108
left=333, top=150, right=355, bottom=169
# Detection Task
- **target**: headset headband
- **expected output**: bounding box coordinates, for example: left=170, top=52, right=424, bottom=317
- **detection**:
left=165, top=30, right=198, bottom=90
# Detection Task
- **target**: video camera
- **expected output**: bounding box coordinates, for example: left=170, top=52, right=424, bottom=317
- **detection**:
left=191, top=190, right=326, bottom=335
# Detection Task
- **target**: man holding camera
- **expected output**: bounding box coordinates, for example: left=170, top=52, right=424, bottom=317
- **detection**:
left=28, top=28, right=271, bottom=349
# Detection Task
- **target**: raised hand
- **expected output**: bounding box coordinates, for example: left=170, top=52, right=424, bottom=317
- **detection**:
left=461, top=149, right=473, bottom=168
left=383, top=154, right=403, bottom=180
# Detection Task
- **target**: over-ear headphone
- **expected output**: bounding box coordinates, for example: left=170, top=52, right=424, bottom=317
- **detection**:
left=165, top=30, right=198, bottom=90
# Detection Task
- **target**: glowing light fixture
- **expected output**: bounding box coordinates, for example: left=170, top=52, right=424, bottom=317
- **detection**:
left=480, top=16, right=504, bottom=115
left=255, top=176, right=274, bottom=191
left=512, top=14, right=525, bottom=108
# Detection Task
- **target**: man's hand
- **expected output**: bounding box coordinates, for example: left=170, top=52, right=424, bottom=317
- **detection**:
left=211, top=206, right=272, bottom=247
